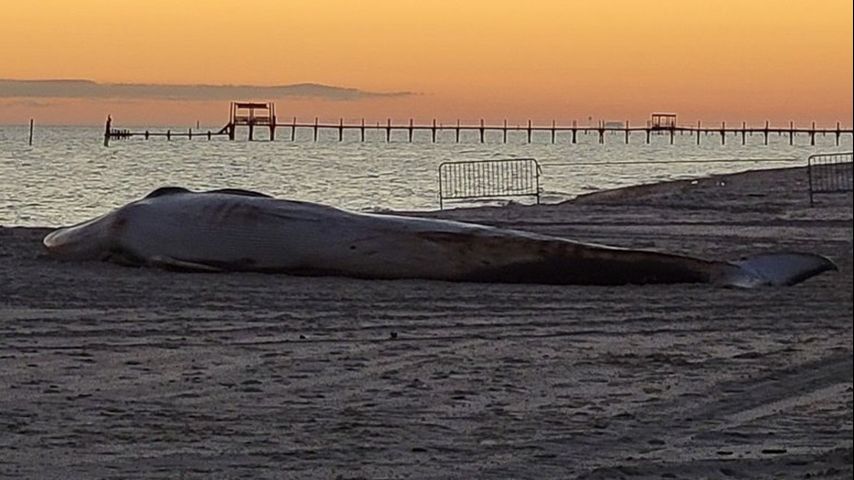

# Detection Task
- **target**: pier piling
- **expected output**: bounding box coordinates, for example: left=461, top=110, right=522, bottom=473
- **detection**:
left=103, top=115, right=112, bottom=146
left=28, top=118, right=34, bottom=146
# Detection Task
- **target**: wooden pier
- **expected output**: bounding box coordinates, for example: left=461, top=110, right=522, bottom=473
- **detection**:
left=103, top=105, right=854, bottom=146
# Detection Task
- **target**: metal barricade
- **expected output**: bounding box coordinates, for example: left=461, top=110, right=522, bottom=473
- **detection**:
left=808, top=152, right=853, bottom=205
left=438, top=158, right=541, bottom=209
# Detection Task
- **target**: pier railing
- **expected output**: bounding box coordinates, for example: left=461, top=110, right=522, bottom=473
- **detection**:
left=807, top=152, right=853, bottom=206
left=438, top=158, right=541, bottom=209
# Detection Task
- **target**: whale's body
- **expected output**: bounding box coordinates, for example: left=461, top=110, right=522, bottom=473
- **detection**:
left=42, top=188, right=837, bottom=287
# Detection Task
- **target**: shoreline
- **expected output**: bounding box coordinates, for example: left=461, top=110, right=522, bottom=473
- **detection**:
left=1, top=165, right=852, bottom=479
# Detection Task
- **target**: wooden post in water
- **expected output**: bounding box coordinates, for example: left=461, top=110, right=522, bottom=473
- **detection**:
left=810, top=121, right=816, bottom=146
left=361, top=118, right=366, bottom=142
left=248, top=121, right=254, bottom=141
left=697, top=121, right=701, bottom=145
left=207, top=131, right=212, bottom=140
left=386, top=118, right=391, bottom=142
left=291, top=117, right=297, bottom=141
left=455, top=120, right=460, bottom=143
left=431, top=119, right=437, bottom=143
left=339, top=118, right=344, bottom=142
left=741, top=122, right=746, bottom=145
left=313, top=117, right=319, bottom=142
left=720, top=122, right=725, bottom=145
left=669, top=125, right=674, bottom=145
left=789, top=121, right=794, bottom=145
left=571, top=120, right=577, bottom=144
left=836, top=121, right=841, bottom=146
left=167, top=130, right=171, bottom=141
left=503, top=120, right=507, bottom=143
left=28, top=118, right=34, bottom=146
left=103, top=115, right=112, bottom=146
left=646, top=128, right=650, bottom=144
left=527, top=120, right=532, bottom=143
left=270, top=105, right=276, bottom=141
left=624, top=120, right=629, bottom=144
left=479, top=119, right=485, bottom=143
left=409, top=118, right=414, bottom=142
left=598, top=122, right=605, bottom=144
left=189, top=128, right=193, bottom=140
left=551, top=120, right=556, bottom=144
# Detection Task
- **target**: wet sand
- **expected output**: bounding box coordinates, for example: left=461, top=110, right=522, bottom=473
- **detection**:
left=1, top=166, right=852, bottom=479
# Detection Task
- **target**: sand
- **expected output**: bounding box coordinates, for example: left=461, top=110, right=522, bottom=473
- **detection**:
left=1, top=166, right=852, bottom=479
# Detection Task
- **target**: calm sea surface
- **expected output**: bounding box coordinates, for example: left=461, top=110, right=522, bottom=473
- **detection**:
left=1, top=125, right=851, bottom=226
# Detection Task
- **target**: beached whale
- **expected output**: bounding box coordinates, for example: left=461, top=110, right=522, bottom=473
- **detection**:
left=42, top=187, right=836, bottom=287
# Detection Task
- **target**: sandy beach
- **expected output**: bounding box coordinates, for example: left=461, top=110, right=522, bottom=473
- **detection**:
left=1, top=166, right=851, bottom=479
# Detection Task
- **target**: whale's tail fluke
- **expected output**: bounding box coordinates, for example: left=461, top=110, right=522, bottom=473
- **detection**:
left=714, top=253, right=838, bottom=288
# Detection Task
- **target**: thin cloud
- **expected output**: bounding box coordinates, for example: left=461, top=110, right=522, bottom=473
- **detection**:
left=0, top=79, right=415, bottom=101
left=0, top=98, right=55, bottom=108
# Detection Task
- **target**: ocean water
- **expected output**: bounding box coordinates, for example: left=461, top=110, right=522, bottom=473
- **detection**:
left=1, top=125, right=851, bottom=226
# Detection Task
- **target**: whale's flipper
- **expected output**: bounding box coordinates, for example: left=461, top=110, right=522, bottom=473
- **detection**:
left=715, top=253, right=838, bottom=288
left=147, top=255, right=224, bottom=272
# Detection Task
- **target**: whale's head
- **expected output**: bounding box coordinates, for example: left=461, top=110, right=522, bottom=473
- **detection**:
left=43, top=210, right=122, bottom=261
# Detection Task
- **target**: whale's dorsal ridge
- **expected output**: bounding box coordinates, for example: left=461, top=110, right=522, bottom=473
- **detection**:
left=144, top=187, right=273, bottom=199
left=144, top=187, right=192, bottom=198
left=204, top=188, right=273, bottom=198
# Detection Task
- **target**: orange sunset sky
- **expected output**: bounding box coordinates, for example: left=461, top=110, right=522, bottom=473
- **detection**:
left=1, top=0, right=852, bottom=126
